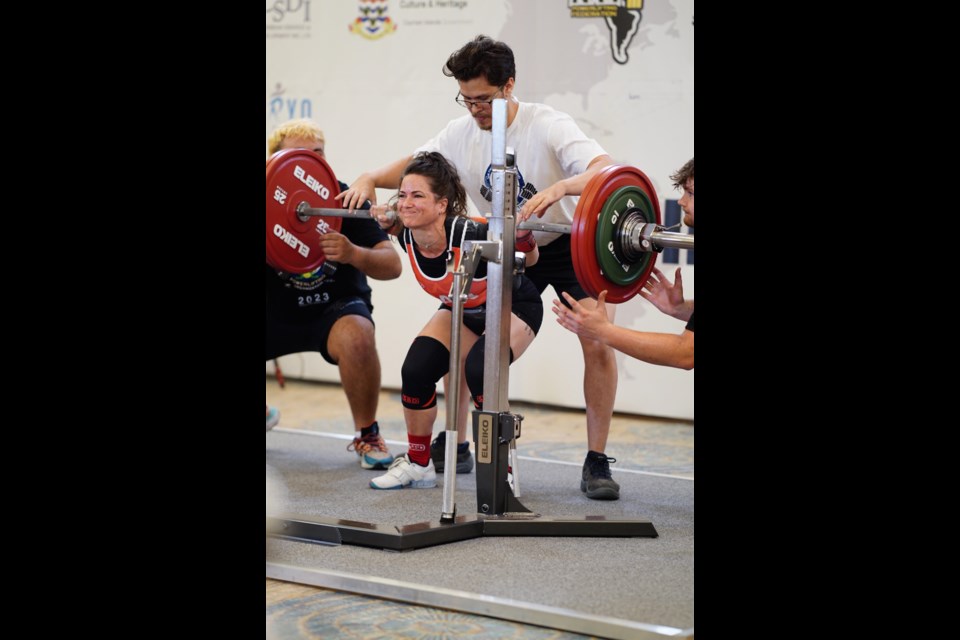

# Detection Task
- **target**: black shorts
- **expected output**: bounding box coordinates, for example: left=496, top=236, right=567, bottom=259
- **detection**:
left=266, top=296, right=374, bottom=365
left=439, top=275, right=544, bottom=337
left=523, top=233, right=591, bottom=309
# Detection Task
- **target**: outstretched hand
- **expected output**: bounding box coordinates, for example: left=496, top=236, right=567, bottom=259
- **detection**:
left=639, top=267, right=684, bottom=316
left=552, top=291, right=610, bottom=341
left=335, top=175, right=377, bottom=211
left=517, top=183, right=566, bottom=222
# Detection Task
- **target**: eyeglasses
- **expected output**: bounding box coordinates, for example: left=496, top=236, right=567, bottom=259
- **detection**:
left=455, top=86, right=505, bottom=109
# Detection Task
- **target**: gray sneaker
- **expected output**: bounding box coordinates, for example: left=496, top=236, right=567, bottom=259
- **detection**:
left=581, top=453, right=620, bottom=500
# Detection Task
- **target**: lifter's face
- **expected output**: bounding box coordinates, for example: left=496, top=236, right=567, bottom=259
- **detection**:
left=397, top=174, right=447, bottom=229
left=678, top=178, right=694, bottom=227
left=457, top=76, right=513, bottom=131
left=280, top=136, right=324, bottom=157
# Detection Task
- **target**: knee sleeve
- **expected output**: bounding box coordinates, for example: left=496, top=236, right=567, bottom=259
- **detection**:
left=401, top=336, right=450, bottom=410
left=465, top=337, right=514, bottom=410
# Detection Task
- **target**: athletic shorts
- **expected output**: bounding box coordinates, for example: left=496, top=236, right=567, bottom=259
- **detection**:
left=438, top=274, right=544, bottom=337
left=523, top=233, right=591, bottom=309
left=265, top=296, right=374, bottom=365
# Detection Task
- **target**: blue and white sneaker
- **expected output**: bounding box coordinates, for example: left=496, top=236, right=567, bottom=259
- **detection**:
left=266, top=406, right=280, bottom=432
left=347, top=432, right=395, bottom=470
left=369, top=454, right=437, bottom=490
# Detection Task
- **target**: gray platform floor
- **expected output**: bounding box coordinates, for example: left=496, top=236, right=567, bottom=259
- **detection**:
left=266, top=429, right=694, bottom=634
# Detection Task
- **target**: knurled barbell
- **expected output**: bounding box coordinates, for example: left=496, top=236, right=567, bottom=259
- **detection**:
left=293, top=202, right=690, bottom=254
left=266, top=148, right=693, bottom=302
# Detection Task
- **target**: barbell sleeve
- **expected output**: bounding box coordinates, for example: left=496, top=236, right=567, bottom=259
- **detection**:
left=649, top=229, right=695, bottom=251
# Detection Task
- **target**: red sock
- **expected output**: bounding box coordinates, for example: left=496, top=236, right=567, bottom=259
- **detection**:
left=407, top=433, right=432, bottom=467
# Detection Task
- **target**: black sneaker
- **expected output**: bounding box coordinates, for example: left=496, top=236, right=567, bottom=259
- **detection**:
left=581, top=452, right=620, bottom=500
left=431, top=432, right=475, bottom=473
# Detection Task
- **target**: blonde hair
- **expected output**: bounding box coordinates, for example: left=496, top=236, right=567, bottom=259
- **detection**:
left=267, top=118, right=325, bottom=156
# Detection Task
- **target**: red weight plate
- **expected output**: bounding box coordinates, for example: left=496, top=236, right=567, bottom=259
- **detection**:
left=571, top=168, right=611, bottom=303
left=265, top=149, right=343, bottom=274
left=572, top=165, right=661, bottom=303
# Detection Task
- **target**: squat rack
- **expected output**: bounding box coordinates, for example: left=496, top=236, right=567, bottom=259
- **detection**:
left=267, top=99, right=658, bottom=550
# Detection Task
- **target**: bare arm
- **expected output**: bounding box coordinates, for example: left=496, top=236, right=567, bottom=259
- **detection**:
left=335, top=155, right=413, bottom=210
left=553, top=291, right=694, bottom=370
left=597, top=325, right=694, bottom=370
left=518, top=154, right=615, bottom=221
left=318, top=235, right=402, bottom=280
left=523, top=245, right=539, bottom=267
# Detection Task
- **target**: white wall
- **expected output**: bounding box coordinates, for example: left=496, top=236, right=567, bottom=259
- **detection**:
left=267, top=0, right=694, bottom=420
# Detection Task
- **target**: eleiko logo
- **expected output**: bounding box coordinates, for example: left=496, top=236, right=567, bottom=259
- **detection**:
left=273, top=224, right=311, bottom=258
left=294, top=164, right=331, bottom=199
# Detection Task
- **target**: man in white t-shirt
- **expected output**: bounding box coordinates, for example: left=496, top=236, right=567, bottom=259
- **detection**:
left=338, top=35, right=623, bottom=501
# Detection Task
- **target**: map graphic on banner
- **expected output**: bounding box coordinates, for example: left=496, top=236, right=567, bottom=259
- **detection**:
left=501, top=1, right=678, bottom=95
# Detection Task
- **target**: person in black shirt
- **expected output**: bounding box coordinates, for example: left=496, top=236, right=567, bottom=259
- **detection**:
left=266, top=119, right=402, bottom=471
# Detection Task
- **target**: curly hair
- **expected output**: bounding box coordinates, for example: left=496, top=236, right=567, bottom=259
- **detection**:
left=442, top=35, right=516, bottom=86
left=670, top=158, right=694, bottom=190
left=397, top=151, right=468, bottom=219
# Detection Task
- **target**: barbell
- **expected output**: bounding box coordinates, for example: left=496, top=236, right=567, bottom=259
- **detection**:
left=266, top=148, right=693, bottom=303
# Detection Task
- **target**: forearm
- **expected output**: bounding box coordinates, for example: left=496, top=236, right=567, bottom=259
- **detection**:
left=346, top=242, right=402, bottom=280
left=599, top=326, right=694, bottom=370
left=365, top=155, right=412, bottom=189
left=559, top=154, right=614, bottom=196
left=518, top=155, right=614, bottom=220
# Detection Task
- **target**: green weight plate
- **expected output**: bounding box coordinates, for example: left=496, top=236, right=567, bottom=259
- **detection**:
left=595, top=186, right=655, bottom=286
